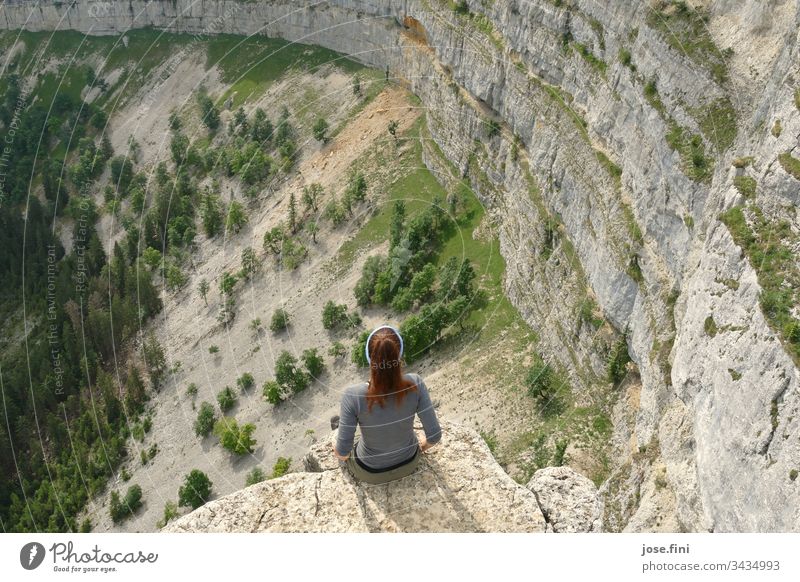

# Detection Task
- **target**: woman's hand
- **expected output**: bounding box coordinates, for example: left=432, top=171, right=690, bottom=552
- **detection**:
left=332, top=443, right=350, bottom=461
left=419, top=435, right=432, bottom=453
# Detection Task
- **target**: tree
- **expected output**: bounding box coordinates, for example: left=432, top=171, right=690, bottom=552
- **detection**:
left=109, top=484, right=143, bottom=523
left=220, top=271, right=238, bottom=295
left=275, top=106, right=292, bottom=146
left=313, top=117, right=329, bottom=143
left=226, top=200, right=248, bottom=234
left=201, top=191, right=222, bottom=237
left=263, top=380, right=283, bottom=405
left=322, top=301, right=349, bottom=330
left=194, top=402, right=217, bottom=437
left=307, top=221, right=319, bottom=244
left=347, top=170, right=367, bottom=203
left=143, top=331, right=167, bottom=390
left=214, top=417, right=256, bottom=455
left=455, top=260, right=476, bottom=298
left=270, top=308, right=290, bottom=333
left=263, top=225, right=285, bottom=255
left=250, top=108, right=273, bottom=143
left=237, top=372, right=255, bottom=392
left=240, top=247, right=259, bottom=279
left=389, top=200, right=405, bottom=250
left=164, top=262, right=187, bottom=291
left=110, top=155, right=134, bottom=194
left=125, top=366, right=147, bottom=415
left=216, top=386, right=236, bottom=412
left=407, top=263, right=437, bottom=305
left=525, top=356, right=557, bottom=413
left=197, top=92, right=220, bottom=132
left=302, top=183, right=323, bottom=213
left=275, top=351, right=310, bottom=394
left=323, top=197, right=345, bottom=226
left=141, top=246, right=162, bottom=271
left=388, top=119, right=399, bottom=142
left=178, top=470, right=212, bottom=509
left=288, top=192, right=298, bottom=234
left=198, top=278, right=210, bottom=306
left=302, top=348, right=325, bottom=380
left=354, top=255, right=388, bottom=307
left=437, top=256, right=460, bottom=301
left=169, top=110, right=181, bottom=131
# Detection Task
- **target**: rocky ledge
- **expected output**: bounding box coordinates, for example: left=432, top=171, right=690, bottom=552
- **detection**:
left=164, top=421, right=601, bottom=532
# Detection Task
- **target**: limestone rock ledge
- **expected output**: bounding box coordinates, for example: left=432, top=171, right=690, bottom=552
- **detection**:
left=165, top=422, right=554, bottom=532
left=527, top=467, right=604, bottom=533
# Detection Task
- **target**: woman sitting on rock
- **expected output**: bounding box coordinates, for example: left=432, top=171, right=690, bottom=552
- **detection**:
left=331, top=325, right=441, bottom=484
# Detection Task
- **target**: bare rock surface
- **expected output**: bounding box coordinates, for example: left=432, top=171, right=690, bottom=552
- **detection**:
left=165, top=422, right=547, bottom=532
left=527, top=466, right=604, bottom=533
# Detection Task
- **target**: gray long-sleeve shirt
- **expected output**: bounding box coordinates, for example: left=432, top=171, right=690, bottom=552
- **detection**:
left=335, top=372, right=442, bottom=469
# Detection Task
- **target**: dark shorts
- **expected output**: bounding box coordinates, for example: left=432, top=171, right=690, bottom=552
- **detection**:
left=345, top=441, right=421, bottom=484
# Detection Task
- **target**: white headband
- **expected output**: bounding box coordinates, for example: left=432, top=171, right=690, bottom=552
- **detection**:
left=365, top=325, right=404, bottom=364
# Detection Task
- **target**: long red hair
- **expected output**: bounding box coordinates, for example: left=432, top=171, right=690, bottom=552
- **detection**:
left=366, top=328, right=417, bottom=412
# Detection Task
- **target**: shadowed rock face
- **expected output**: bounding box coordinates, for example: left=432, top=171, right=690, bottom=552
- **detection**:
left=165, top=422, right=555, bottom=533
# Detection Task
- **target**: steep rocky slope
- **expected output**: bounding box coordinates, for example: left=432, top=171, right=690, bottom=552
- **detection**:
left=3, top=0, right=799, bottom=532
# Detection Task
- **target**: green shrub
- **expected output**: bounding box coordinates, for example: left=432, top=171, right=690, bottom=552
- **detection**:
left=178, top=470, right=212, bottom=510
left=313, top=117, right=329, bottom=143
left=209, top=345, right=219, bottom=354
left=186, top=382, right=198, bottom=398
left=109, top=484, right=142, bottom=523
left=246, top=467, right=266, bottom=486
left=618, top=47, right=634, bottom=69
left=275, top=351, right=310, bottom=393
left=263, top=380, right=283, bottom=405
left=156, top=501, right=178, bottom=529
left=302, top=348, right=325, bottom=380
left=322, top=301, right=348, bottom=330
left=194, top=401, right=217, bottom=437
left=525, top=356, right=558, bottom=412
left=778, top=152, right=800, bottom=180
left=351, top=330, right=370, bottom=368
left=607, top=334, right=631, bottom=385
left=270, top=457, right=292, bottom=479
left=328, top=341, right=347, bottom=359
left=733, top=175, right=756, bottom=200
left=217, top=386, right=237, bottom=412
left=271, top=308, right=290, bottom=333
left=214, top=417, right=256, bottom=455
left=236, top=372, right=255, bottom=392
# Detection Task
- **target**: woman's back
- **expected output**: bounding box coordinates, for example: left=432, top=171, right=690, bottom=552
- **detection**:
left=335, top=372, right=441, bottom=469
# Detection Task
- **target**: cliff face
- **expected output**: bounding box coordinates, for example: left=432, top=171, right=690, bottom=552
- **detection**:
left=164, top=421, right=600, bottom=533
left=4, top=0, right=799, bottom=532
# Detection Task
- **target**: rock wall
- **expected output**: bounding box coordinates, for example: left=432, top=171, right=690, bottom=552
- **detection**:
left=3, top=0, right=799, bottom=532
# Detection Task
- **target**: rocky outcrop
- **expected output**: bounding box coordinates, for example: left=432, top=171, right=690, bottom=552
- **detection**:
left=527, top=466, right=604, bottom=533
left=164, top=422, right=552, bottom=533
left=5, top=0, right=800, bottom=532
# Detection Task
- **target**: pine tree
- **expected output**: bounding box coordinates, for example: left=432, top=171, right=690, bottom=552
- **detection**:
left=198, top=279, right=209, bottom=306
left=288, top=192, right=298, bottom=233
